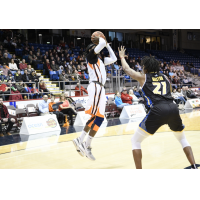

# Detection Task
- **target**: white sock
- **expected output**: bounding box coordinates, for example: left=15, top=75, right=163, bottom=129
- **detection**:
left=79, top=130, right=87, bottom=143
left=85, top=135, right=93, bottom=148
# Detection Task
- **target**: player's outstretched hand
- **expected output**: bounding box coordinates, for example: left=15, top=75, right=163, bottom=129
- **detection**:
left=118, top=46, right=128, bottom=59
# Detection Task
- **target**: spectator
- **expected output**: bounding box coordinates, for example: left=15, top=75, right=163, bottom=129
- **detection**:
left=182, top=76, right=192, bottom=87
left=128, top=89, right=139, bottom=103
left=19, top=59, right=27, bottom=70
left=24, top=83, right=32, bottom=99
left=9, top=59, right=18, bottom=71
left=121, top=87, right=133, bottom=105
left=80, top=62, right=86, bottom=72
left=39, top=80, right=51, bottom=96
left=135, top=62, right=142, bottom=72
left=2, top=53, right=10, bottom=65
left=28, top=51, right=34, bottom=64
left=0, top=81, right=10, bottom=100
left=12, top=54, right=20, bottom=67
left=7, top=80, right=23, bottom=101
left=16, top=81, right=27, bottom=99
left=14, top=69, right=23, bottom=82
left=75, top=82, right=88, bottom=96
left=58, top=94, right=77, bottom=126
left=6, top=73, right=15, bottom=82
left=176, top=88, right=187, bottom=103
left=169, top=69, right=174, bottom=77
left=1, top=63, right=11, bottom=79
left=51, top=60, right=59, bottom=72
left=71, top=70, right=80, bottom=81
left=27, top=65, right=34, bottom=75
left=186, top=88, right=197, bottom=99
left=0, top=97, right=15, bottom=137
left=31, top=83, right=42, bottom=99
left=39, top=95, right=50, bottom=116
left=64, top=91, right=76, bottom=108
left=133, top=86, right=142, bottom=98
left=56, top=57, right=62, bottom=66
left=114, top=91, right=130, bottom=108
left=59, top=70, right=69, bottom=90
left=22, top=69, right=32, bottom=84
left=4, top=50, right=12, bottom=59
left=44, top=59, right=52, bottom=76
left=48, top=95, right=65, bottom=125
left=29, top=71, right=39, bottom=84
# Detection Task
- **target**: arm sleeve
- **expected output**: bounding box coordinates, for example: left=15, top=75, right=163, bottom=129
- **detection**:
left=94, top=37, right=107, bottom=54
left=104, top=43, right=117, bottom=66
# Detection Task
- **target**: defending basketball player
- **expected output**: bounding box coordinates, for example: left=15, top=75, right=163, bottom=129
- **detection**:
left=73, top=32, right=117, bottom=161
left=118, top=46, right=197, bottom=169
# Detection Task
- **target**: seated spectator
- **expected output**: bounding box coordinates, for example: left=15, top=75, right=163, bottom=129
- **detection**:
left=58, top=94, right=77, bottom=126
left=48, top=96, right=65, bottom=125
left=31, top=83, right=42, bottom=99
left=75, top=82, right=88, bottom=96
left=6, top=73, right=15, bottom=82
left=44, top=59, right=52, bottom=76
left=80, top=62, right=86, bottom=72
left=7, top=80, right=23, bottom=101
left=1, top=63, right=11, bottom=80
left=71, top=70, right=81, bottom=82
left=22, top=69, right=32, bottom=84
left=121, top=87, right=133, bottom=105
left=27, top=65, right=34, bottom=75
left=19, top=59, right=27, bottom=70
left=51, top=60, right=59, bottom=72
left=14, top=69, right=23, bottom=82
left=2, top=53, right=10, bottom=66
left=23, top=46, right=29, bottom=55
left=9, top=59, right=18, bottom=71
left=128, top=89, right=139, bottom=103
left=39, top=80, right=51, bottom=96
left=16, top=81, right=27, bottom=99
left=64, top=91, right=76, bottom=108
left=28, top=51, right=34, bottom=64
left=67, top=61, right=73, bottom=71
left=59, top=70, right=69, bottom=90
left=0, top=97, right=16, bottom=137
left=29, top=71, right=39, bottom=84
left=0, top=81, right=10, bottom=100
left=186, top=88, right=197, bottom=99
left=182, top=76, right=192, bottom=87
left=133, top=86, right=142, bottom=98
left=114, top=91, right=130, bottom=108
left=39, top=95, right=50, bottom=116
left=135, top=62, right=142, bottom=72
left=176, top=88, right=187, bottom=103
left=24, top=83, right=32, bottom=99
left=56, top=57, right=62, bottom=66
left=169, top=70, right=174, bottom=77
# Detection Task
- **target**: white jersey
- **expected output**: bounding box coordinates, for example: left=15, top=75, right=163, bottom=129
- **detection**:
left=87, top=58, right=106, bottom=85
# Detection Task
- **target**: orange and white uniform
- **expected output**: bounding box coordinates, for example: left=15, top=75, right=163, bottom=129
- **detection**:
left=85, top=38, right=117, bottom=118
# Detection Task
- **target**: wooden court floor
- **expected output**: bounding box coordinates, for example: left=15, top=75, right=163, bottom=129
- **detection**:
left=0, top=111, right=199, bottom=169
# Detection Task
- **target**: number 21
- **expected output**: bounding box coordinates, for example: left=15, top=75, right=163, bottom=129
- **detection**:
left=152, top=82, right=167, bottom=95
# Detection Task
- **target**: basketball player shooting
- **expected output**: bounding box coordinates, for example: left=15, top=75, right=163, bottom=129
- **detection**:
left=118, top=46, right=197, bottom=169
left=73, top=32, right=117, bottom=161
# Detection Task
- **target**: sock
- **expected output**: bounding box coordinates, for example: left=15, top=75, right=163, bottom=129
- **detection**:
left=85, top=135, right=93, bottom=148
left=79, top=130, right=87, bottom=143
left=191, top=164, right=197, bottom=169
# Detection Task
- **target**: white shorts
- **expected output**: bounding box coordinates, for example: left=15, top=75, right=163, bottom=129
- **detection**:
left=85, top=82, right=106, bottom=118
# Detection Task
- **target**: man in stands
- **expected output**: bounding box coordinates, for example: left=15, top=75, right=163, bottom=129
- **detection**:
left=22, top=69, right=32, bottom=84
left=0, top=97, right=15, bottom=137
left=59, top=70, right=69, bottom=90
left=1, top=63, right=11, bottom=80
left=44, top=59, right=52, bottom=76
left=19, top=59, right=27, bottom=70
left=0, top=81, right=10, bottom=100
left=2, top=53, right=10, bottom=66
left=39, top=95, right=50, bottom=116
left=14, top=70, right=23, bottom=82
left=186, top=88, right=198, bottom=99
left=51, top=61, right=59, bottom=72
left=75, top=82, right=88, bottom=96
left=121, top=87, right=133, bottom=105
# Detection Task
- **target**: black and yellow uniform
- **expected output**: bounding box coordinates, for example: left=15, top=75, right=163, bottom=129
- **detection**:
left=139, top=73, right=185, bottom=135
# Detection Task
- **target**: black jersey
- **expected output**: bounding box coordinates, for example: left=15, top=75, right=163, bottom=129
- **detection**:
left=141, top=72, right=174, bottom=108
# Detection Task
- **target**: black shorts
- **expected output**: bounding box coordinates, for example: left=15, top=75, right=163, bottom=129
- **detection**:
left=139, top=102, right=185, bottom=135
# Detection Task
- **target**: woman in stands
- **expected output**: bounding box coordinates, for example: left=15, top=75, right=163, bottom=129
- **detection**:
left=9, top=59, right=18, bottom=71
left=128, top=89, right=139, bottom=104
left=14, top=70, right=23, bottom=82
left=29, top=71, right=39, bottom=85
left=27, top=65, right=34, bottom=75
left=58, top=94, right=77, bottom=126
left=114, top=91, right=130, bottom=108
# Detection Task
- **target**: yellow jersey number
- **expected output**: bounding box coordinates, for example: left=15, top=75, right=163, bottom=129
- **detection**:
left=152, top=82, right=167, bottom=95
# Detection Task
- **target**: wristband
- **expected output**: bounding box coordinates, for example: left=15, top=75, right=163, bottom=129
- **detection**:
left=120, top=57, right=124, bottom=60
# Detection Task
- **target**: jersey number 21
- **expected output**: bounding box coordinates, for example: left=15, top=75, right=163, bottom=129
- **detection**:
left=152, top=82, right=167, bottom=95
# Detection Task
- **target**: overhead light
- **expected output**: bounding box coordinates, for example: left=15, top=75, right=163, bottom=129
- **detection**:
left=39, top=34, right=42, bottom=36
left=47, top=42, right=50, bottom=44
left=77, top=38, right=81, bottom=40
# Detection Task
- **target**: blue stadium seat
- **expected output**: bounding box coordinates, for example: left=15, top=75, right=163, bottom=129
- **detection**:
left=37, top=64, right=43, bottom=70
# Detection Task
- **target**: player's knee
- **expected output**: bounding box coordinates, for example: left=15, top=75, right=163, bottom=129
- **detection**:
left=173, top=132, right=190, bottom=149
left=91, top=116, right=104, bottom=132
left=131, top=128, right=149, bottom=150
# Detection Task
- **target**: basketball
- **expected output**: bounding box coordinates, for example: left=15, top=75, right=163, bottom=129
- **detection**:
left=91, top=31, right=106, bottom=45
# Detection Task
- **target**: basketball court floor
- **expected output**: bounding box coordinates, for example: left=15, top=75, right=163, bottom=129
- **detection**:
left=0, top=108, right=199, bottom=169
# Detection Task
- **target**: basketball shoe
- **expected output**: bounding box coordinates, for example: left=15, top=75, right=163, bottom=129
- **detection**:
left=79, top=142, right=96, bottom=161
left=72, top=138, right=84, bottom=157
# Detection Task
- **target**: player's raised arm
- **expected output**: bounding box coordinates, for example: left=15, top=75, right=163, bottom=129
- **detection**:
left=93, top=37, right=107, bottom=54
left=118, top=46, right=145, bottom=85
left=104, top=43, right=117, bottom=66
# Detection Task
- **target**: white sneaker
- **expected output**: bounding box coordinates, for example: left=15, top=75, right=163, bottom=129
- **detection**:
left=79, top=142, right=96, bottom=161
left=72, top=138, right=84, bottom=157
